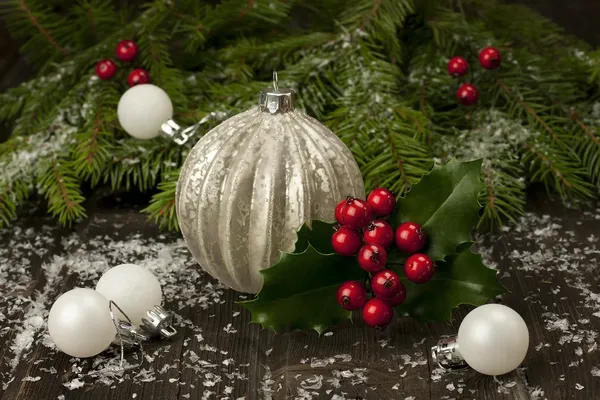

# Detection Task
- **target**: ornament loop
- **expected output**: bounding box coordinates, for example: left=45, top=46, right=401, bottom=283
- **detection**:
left=160, top=111, right=227, bottom=145
left=273, top=71, right=279, bottom=91
left=431, top=335, right=469, bottom=371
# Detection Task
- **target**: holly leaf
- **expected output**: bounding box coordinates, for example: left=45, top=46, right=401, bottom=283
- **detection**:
left=393, top=246, right=506, bottom=323
left=393, top=158, right=484, bottom=261
left=240, top=245, right=364, bottom=333
left=294, top=220, right=335, bottom=254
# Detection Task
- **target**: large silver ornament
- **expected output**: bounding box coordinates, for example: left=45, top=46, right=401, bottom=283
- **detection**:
left=176, top=84, right=365, bottom=293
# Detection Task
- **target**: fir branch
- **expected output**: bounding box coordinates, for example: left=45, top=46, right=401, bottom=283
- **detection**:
left=143, top=173, right=179, bottom=231
left=523, top=141, right=594, bottom=199
left=71, top=83, right=119, bottom=185
left=39, top=160, right=87, bottom=225
left=0, top=180, right=29, bottom=228
left=16, top=0, right=70, bottom=55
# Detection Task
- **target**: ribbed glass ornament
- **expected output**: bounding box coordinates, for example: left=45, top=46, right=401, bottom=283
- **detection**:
left=176, top=88, right=364, bottom=293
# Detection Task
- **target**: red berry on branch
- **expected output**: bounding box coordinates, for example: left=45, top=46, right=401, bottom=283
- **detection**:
left=367, top=188, right=396, bottom=217
left=395, top=222, right=426, bottom=254
left=337, top=281, right=367, bottom=311
left=479, top=46, right=501, bottom=70
left=95, top=59, right=117, bottom=80
left=371, top=270, right=402, bottom=300
left=447, top=56, right=469, bottom=77
left=385, top=285, right=407, bottom=307
left=337, top=197, right=373, bottom=229
left=363, top=220, right=394, bottom=248
left=456, top=83, right=478, bottom=106
left=357, top=244, right=387, bottom=272
left=335, top=199, right=346, bottom=225
left=128, top=68, right=151, bottom=87
left=331, top=226, right=363, bottom=256
left=362, top=298, right=393, bottom=329
left=115, top=40, right=139, bottom=62
left=404, top=253, right=435, bottom=284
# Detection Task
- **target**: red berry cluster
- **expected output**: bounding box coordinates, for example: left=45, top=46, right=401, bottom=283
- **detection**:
left=95, top=40, right=151, bottom=87
left=333, top=188, right=436, bottom=330
left=448, top=46, right=501, bottom=107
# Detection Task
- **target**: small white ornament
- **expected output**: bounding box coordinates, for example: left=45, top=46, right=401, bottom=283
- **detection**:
left=456, top=304, right=529, bottom=375
left=96, top=263, right=162, bottom=327
left=48, top=288, right=115, bottom=358
left=117, top=84, right=173, bottom=140
left=176, top=85, right=364, bottom=293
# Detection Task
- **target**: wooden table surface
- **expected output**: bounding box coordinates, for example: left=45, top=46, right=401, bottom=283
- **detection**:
left=0, top=192, right=598, bottom=400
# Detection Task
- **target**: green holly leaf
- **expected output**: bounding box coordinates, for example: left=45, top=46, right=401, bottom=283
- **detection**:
left=393, top=246, right=506, bottom=323
left=240, top=245, right=364, bottom=333
left=294, top=220, right=335, bottom=254
left=393, top=158, right=485, bottom=261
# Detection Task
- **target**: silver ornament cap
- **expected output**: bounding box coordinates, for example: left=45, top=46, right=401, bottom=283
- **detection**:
left=431, top=335, right=469, bottom=371
left=141, top=305, right=177, bottom=338
left=259, top=72, right=295, bottom=114
left=112, top=319, right=151, bottom=348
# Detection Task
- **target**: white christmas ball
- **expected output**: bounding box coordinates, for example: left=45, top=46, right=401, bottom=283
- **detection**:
left=117, top=84, right=173, bottom=140
left=95, top=263, right=162, bottom=327
left=457, top=304, right=529, bottom=376
left=47, top=288, right=115, bottom=358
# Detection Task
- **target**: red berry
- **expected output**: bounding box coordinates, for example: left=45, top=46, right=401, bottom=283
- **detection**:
left=395, top=222, right=426, bottom=254
left=357, top=244, right=387, bottom=272
left=456, top=83, right=478, bottom=106
left=447, top=56, right=469, bottom=77
left=95, top=59, right=117, bottom=80
left=367, top=188, right=396, bottom=217
left=331, top=226, right=363, bottom=256
left=362, top=298, right=393, bottom=329
left=479, top=46, right=501, bottom=70
left=334, top=199, right=346, bottom=225
left=337, top=197, right=372, bottom=229
left=385, top=285, right=407, bottom=307
left=363, top=220, right=394, bottom=248
left=404, top=253, right=435, bottom=284
left=128, top=68, right=151, bottom=87
left=337, top=281, right=367, bottom=311
left=371, top=270, right=402, bottom=300
left=115, top=40, right=139, bottom=62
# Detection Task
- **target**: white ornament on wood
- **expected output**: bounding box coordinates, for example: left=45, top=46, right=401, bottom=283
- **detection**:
left=47, top=288, right=116, bottom=358
left=95, top=263, right=163, bottom=327
left=176, top=84, right=365, bottom=293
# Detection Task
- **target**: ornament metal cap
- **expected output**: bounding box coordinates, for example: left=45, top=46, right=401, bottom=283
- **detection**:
left=141, top=305, right=177, bottom=339
left=259, top=72, right=295, bottom=114
left=112, top=319, right=151, bottom=348
left=431, top=335, right=469, bottom=371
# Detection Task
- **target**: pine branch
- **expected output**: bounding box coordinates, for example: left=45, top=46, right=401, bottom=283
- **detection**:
left=39, top=159, right=87, bottom=224
left=143, top=173, right=179, bottom=231
left=0, top=180, right=29, bottom=228
left=71, top=83, right=119, bottom=185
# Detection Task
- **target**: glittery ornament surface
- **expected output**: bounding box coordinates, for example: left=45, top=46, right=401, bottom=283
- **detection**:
left=176, top=107, right=364, bottom=293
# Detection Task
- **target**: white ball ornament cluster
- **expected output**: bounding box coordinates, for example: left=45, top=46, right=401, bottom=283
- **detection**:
left=457, top=304, right=529, bottom=376
left=47, top=264, right=168, bottom=359
left=117, top=84, right=173, bottom=140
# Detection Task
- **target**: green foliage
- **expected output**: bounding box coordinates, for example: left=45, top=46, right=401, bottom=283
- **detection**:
left=394, top=246, right=506, bottom=322
left=242, top=159, right=505, bottom=331
left=393, top=159, right=484, bottom=261
left=1, top=0, right=600, bottom=229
